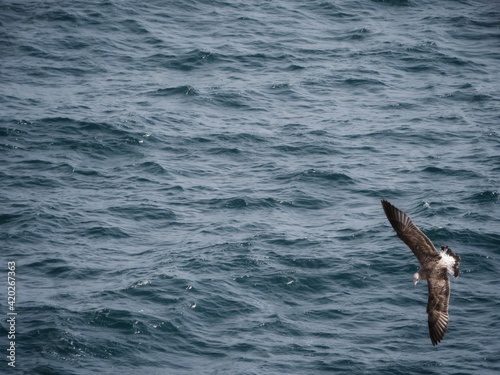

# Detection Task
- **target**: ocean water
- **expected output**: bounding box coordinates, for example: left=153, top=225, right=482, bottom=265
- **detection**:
left=1, top=0, right=499, bottom=374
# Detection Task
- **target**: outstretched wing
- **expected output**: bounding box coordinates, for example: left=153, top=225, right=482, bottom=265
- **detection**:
left=381, top=200, right=438, bottom=265
left=427, top=269, right=451, bottom=346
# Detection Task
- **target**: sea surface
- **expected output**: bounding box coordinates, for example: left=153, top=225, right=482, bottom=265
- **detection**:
left=1, top=0, right=499, bottom=374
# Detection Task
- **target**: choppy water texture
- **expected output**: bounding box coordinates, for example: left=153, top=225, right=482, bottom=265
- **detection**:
left=1, top=0, right=500, bottom=374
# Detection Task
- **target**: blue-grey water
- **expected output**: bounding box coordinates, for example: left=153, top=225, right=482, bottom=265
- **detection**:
left=1, top=0, right=499, bottom=374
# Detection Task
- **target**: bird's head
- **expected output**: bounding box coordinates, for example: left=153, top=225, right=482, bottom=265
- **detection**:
left=412, top=272, right=420, bottom=287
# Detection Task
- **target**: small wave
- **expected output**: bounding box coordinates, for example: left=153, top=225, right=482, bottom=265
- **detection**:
left=108, top=205, right=177, bottom=221
left=273, top=143, right=339, bottom=156
left=82, top=225, right=130, bottom=239
left=277, top=169, right=354, bottom=184
left=206, top=90, right=254, bottom=110
left=147, top=85, right=198, bottom=97
left=130, top=279, right=152, bottom=288
left=209, top=147, right=242, bottom=155
left=421, top=166, right=481, bottom=178
left=149, top=49, right=219, bottom=71
left=342, top=77, right=386, bottom=86
left=200, top=196, right=281, bottom=210
left=336, top=27, right=372, bottom=41
left=371, top=0, right=413, bottom=6
left=286, top=64, right=305, bottom=71
left=137, top=161, right=169, bottom=175
left=467, top=191, right=499, bottom=204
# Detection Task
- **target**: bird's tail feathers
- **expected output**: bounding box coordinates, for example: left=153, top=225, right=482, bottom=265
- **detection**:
left=441, top=245, right=461, bottom=277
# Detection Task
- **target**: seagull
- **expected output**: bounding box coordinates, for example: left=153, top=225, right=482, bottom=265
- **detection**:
left=381, top=199, right=461, bottom=346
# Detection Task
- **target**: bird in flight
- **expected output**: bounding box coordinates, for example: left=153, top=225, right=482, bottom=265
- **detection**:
left=381, top=199, right=461, bottom=346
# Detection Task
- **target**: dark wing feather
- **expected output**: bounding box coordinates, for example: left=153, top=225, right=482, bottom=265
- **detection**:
left=427, top=268, right=451, bottom=346
left=381, top=200, right=438, bottom=265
